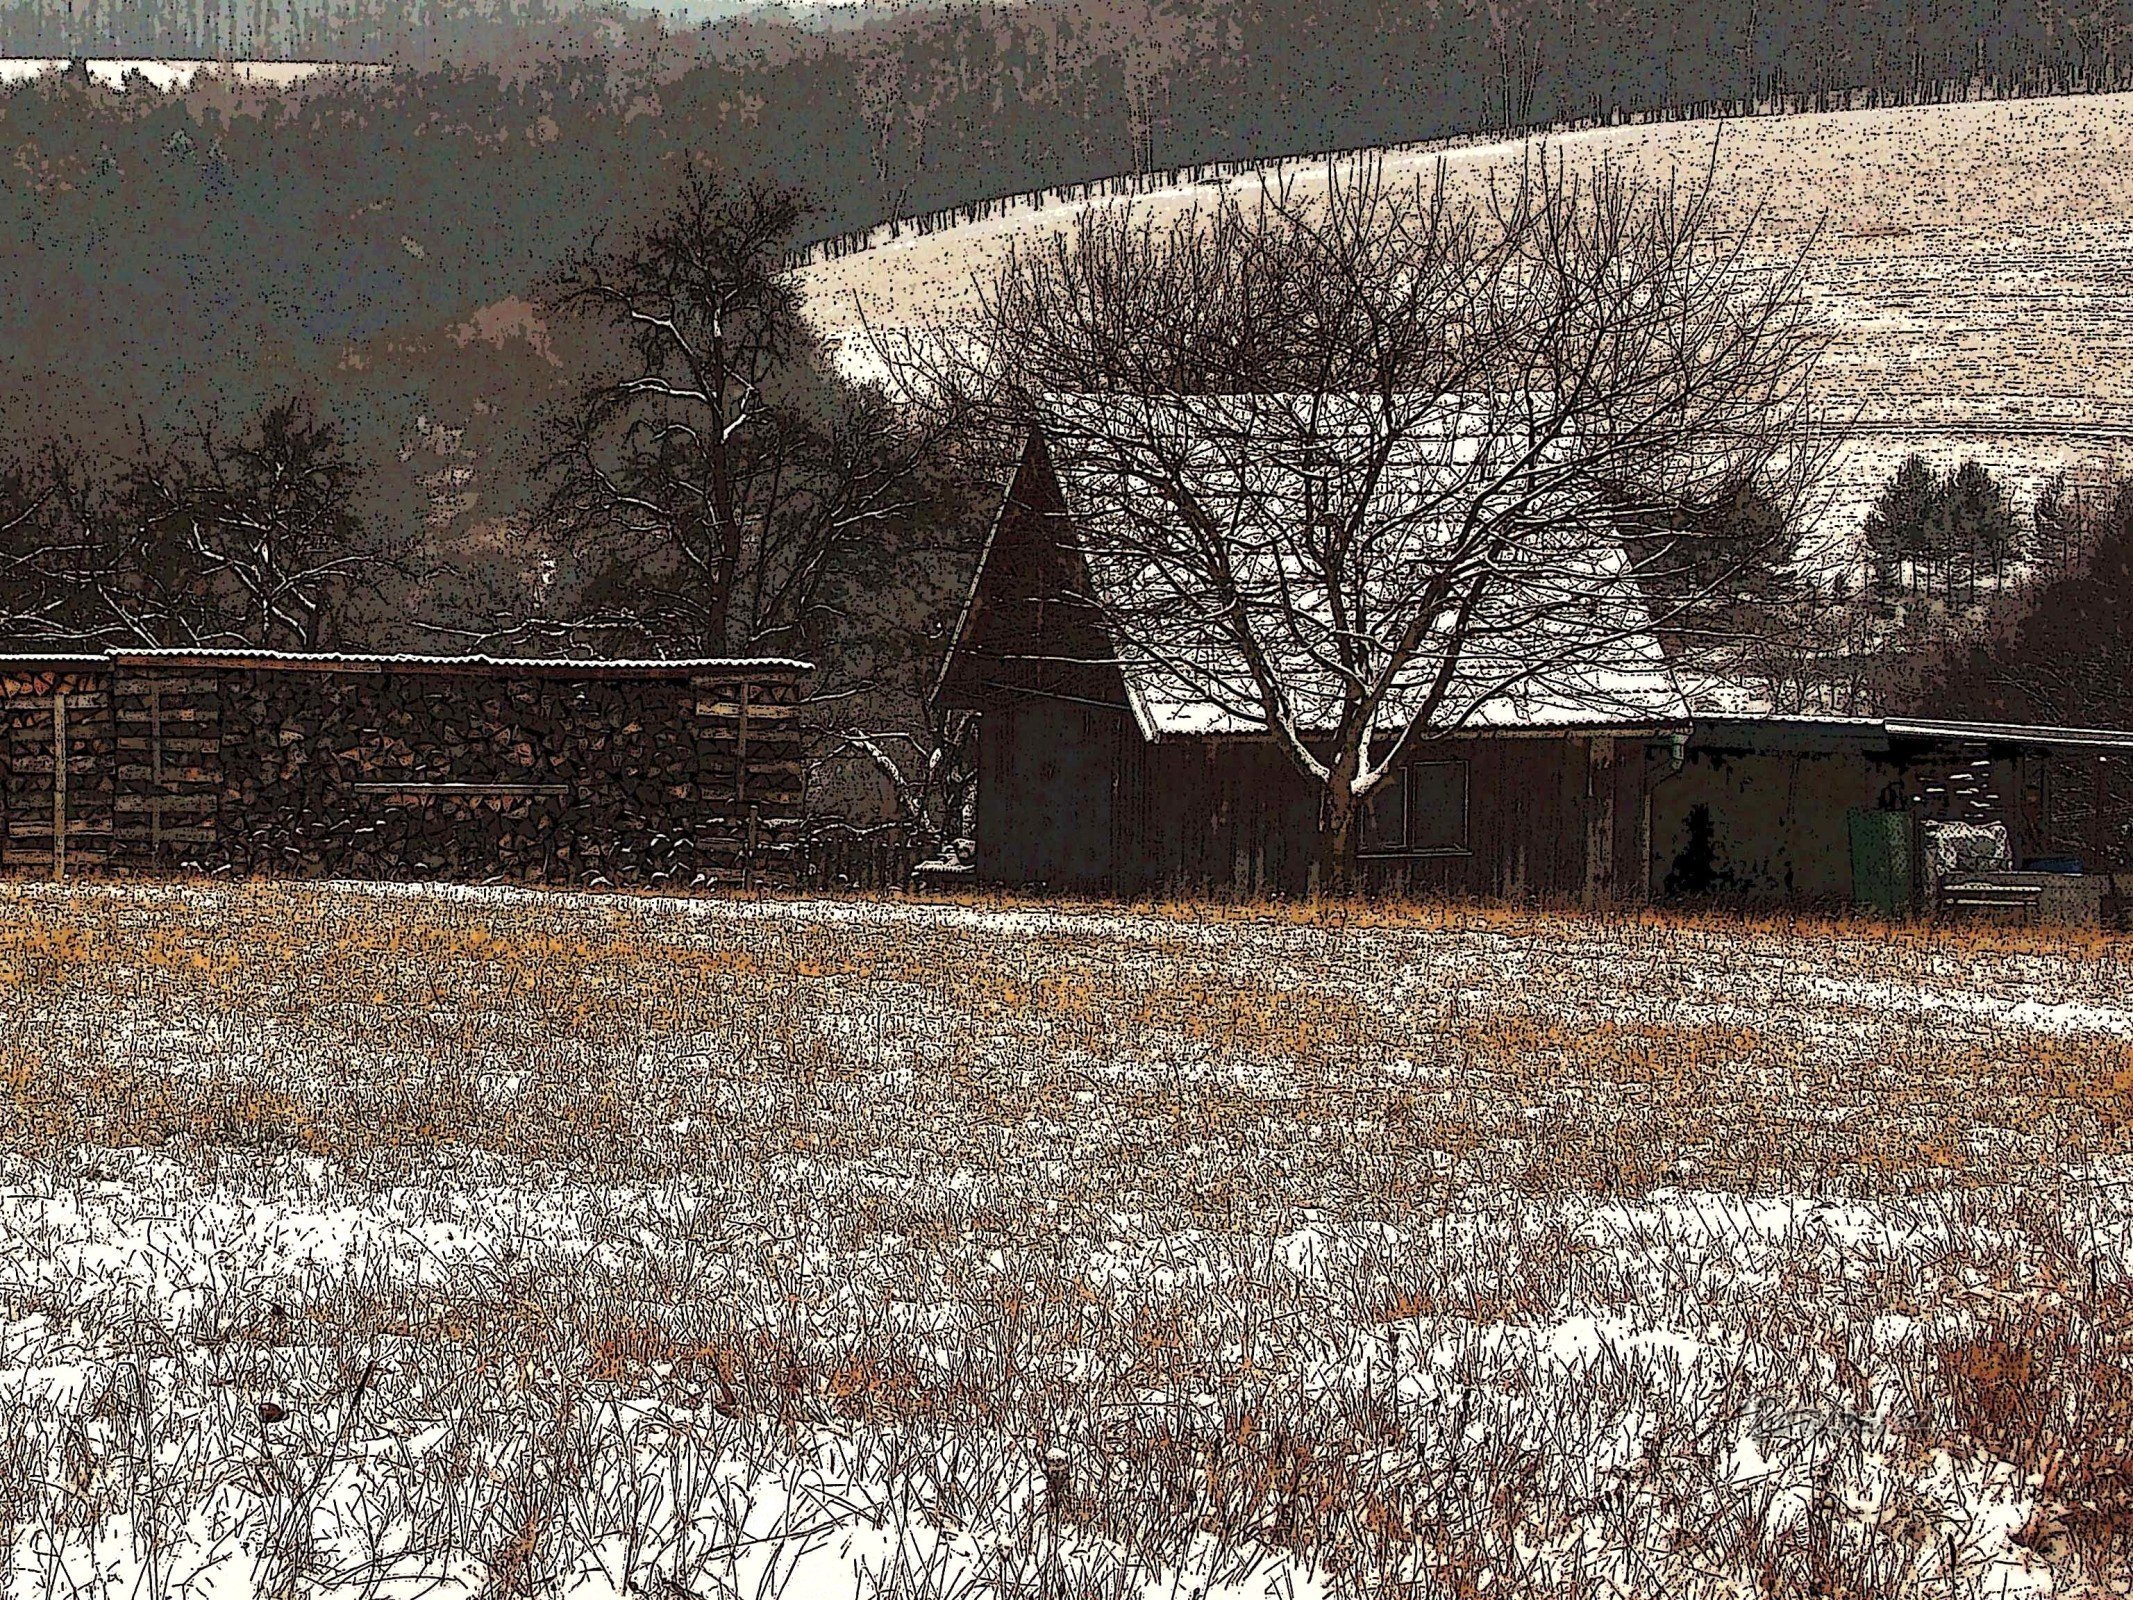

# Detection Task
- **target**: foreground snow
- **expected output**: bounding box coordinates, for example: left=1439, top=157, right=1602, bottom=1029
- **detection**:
left=1, top=881, right=2128, bottom=1596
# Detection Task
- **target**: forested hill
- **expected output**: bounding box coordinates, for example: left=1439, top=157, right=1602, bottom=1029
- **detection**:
left=5, top=0, right=2133, bottom=537
left=9, top=0, right=2133, bottom=421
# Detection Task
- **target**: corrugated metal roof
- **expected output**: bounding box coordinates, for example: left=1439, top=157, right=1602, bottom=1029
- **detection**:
left=0, top=649, right=812, bottom=675
left=1611, top=714, right=2133, bottom=754
left=1887, top=716, right=2133, bottom=751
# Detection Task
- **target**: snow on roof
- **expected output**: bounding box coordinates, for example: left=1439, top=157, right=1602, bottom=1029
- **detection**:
left=1033, top=392, right=1689, bottom=741
left=0, top=649, right=812, bottom=674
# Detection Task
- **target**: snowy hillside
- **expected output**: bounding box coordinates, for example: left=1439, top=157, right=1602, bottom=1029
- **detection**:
left=799, top=92, right=2133, bottom=537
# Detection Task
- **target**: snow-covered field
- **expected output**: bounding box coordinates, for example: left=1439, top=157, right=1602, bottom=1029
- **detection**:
left=2, top=879, right=2131, bottom=1597
left=0, top=59, right=388, bottom=91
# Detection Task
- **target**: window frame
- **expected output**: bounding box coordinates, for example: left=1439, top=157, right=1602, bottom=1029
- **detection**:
left=1357, top=757, right=1473, bottom=858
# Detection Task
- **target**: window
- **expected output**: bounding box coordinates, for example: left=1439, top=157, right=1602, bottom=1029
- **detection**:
left=1360, top=771, right=1407, bottom=853
left=1360, top=759, right=1470, bottom=855
left=1407, top=760, right=1470, bottom=854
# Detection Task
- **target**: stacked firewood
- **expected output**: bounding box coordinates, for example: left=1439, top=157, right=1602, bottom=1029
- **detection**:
left=0, top=668, right=117, bottom=872
left=1, top=658, right=811, bottom=886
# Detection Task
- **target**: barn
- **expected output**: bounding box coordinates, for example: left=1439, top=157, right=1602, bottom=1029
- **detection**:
left=936, top=405, right=2133, bottom=917
left=0, top=650, right=808, bottom=884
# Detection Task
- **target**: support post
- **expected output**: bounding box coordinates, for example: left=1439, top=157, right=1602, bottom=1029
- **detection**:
left=736, top=679, right=751, bottom=807
left=150, top=680, right=163, bottom=862
left=1636, top=784, right=1654, bottom=906
left=2094, top=756, right=2108, bottom=870
left=51, top=690, right=67, bottom=884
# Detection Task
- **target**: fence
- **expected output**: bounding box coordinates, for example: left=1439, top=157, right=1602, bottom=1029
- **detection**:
left=798, top=822, right=925, bottom=891
left=792, top=76, right=2133, bottom=271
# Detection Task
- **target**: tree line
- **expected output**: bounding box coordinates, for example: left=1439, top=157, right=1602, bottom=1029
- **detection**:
left=0, top=400, right=386, bottom=651
left=9, top=0, right=2133, bottom=130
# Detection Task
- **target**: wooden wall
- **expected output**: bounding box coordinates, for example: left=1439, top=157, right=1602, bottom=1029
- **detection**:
left=1117, top=732, right=1634, bottom=903
left=938, top=430, right=1134, bottom=718
left=1351, top=735, right=1628, bottom=904
left=975, top=698, right=1125, bottom=888
left=113, top=666, right=221, bottom=866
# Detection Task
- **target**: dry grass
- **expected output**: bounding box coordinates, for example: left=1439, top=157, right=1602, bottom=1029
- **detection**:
left=4, top=877, right=2133, bottom=1596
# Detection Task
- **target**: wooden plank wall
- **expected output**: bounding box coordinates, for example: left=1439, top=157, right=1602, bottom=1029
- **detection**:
left=1140, top=739, right=1318, bottom=896
left=112, top=668, right=223, bottom=867
left=1363, top=736, right=1601, bottom=903
left=973, top=699, right=1126, bottom=888
left=2, top=668, right=117, bottom=873
left=1124, top=732, right=1635, bottom=902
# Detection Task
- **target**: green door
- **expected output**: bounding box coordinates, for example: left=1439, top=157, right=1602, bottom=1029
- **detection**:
left=1847, top=808, right=1913, bottom=916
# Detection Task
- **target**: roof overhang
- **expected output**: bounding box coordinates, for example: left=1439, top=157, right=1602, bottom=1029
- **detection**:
left=1123, top=712, right=2133, bottom=758
left=1885, top=717, right=2133, bottom=754
left=0, top=650, right=813, bottom=679
left=1685, top=715, right=1893, bottom=755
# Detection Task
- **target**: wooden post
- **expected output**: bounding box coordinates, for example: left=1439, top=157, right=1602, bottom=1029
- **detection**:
left=736, top=679, right=751, bottom=807
left=743, top=803, right=759, bottom=891
left=1636, top=781, right=1655, bottom=907
left=150, top=680, right=163, bottom=862
left=51, top=690, right=67, bottom=884
left=2093, top=756, right=2108, bottom=871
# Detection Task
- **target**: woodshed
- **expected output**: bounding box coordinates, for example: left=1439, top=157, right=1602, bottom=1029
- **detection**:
left=0, top=650, right=809, bottom=884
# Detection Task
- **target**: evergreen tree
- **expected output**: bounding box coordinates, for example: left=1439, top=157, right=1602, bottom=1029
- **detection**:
left=1862, top=453, right=2021, bottom=604
left=1862, top=452, right=1941, bottom=597
left=2032, top=471, right=2095, bottom=578
left=1942, top=456, right=2023, bottom=599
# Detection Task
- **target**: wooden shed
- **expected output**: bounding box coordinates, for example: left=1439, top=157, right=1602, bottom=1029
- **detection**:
left=938, top=411, right=1687, bottom=901
left=938, top=413, right=2133, bottom=913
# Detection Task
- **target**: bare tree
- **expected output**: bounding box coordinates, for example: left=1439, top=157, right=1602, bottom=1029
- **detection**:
left=898, top=146, right=1834, bottom=890
left=122, top=398, right=384, bottom=650
left=829, top=708, right=977, bottom=845
left=538, top=170, right=940, bottom=660
left=0, top=448, right=147, bottom=646
left=1, top=403, right=383, bottom=652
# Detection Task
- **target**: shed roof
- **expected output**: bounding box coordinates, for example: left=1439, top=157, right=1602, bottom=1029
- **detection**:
left=1024, top=393, right=1689, bottom=741
left=1885, top=716, right=2133, bottom=753
left=0, top=649, right=812, bottom=678
left=1478, top=712, right=2133, bottom=756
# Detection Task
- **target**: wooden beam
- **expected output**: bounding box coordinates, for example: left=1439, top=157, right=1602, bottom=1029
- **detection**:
left=52, top=691, right=66, bottom=884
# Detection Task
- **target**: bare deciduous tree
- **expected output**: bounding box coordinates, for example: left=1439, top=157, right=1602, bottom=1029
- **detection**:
left=829, top=709, right=977, bottom=846
left=0, top=449, right=145, bottom=646
left=0, top=401, right=386, bottom=652
left=895, top=146, right=1835, bottom=889
left=123, top=398, right=382, bottom=650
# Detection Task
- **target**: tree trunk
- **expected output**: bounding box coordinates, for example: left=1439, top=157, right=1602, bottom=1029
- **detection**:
left=1316, top=766, right=1362, bottom=897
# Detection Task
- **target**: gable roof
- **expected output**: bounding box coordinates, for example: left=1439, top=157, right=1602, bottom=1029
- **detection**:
left=979, top=392, right=1688, bottom=740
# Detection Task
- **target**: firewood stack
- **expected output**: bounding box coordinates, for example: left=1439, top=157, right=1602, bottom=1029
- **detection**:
left=0, top=653, right=811, bottom=886
left=1, top=667, right=116, bottom=872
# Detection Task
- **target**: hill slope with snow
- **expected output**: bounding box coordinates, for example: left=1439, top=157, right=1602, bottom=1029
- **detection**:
left=800, top=93, right=2133, bottom=534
